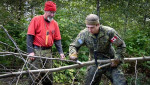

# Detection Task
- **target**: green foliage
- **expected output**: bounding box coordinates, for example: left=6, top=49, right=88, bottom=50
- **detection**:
left=125, top=29, right=150, bottom=56
left=126, top=73, right=150, bottom=85
left=52, top=53, right=86, bottom=84
left=143, top=61, right=150, bottom=69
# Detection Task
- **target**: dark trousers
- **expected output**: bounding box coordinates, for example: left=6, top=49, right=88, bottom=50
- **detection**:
left=85, top=65, right=127, bottom=85
left=28, top=49, right=53, bottom=85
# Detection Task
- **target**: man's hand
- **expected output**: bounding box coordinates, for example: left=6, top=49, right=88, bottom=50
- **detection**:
left=69, top=53, right=77, bottom=61
left=60, top=53, right=65, bottom=59
left=28, top=52, right=35, bottom=61
left=111, top=59, right=120, bottom=67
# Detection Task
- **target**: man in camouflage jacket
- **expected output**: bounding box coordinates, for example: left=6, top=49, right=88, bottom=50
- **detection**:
left=69, top=14, right=127, bottom=85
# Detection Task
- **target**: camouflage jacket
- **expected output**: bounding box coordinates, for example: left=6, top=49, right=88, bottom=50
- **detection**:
left=69, top=25, right=126, bottom=60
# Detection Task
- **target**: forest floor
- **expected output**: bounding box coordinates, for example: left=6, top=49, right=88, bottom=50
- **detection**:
left=1, top=73, right=150, bottom=85
left=0, top=77, right=81, bottom=85
left=0, top=75, right=110, bottom=85
left=0, top=77, right=29, bottom=85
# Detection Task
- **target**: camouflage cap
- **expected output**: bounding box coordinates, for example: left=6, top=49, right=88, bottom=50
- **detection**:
left=85, top=14, right=99, bottom=25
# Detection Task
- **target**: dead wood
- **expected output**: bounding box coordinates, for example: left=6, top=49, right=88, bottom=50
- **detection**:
left=0, top=56, right=150, bottom=78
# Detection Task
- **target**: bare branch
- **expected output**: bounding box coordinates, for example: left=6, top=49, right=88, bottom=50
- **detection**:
left=0, top=56, right=150, bottom=79
left=124, top=56, right=150, bottom=62
left=0, top=52, right=78, bottom=63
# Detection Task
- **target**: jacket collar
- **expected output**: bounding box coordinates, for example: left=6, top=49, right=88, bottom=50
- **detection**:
left=89, top=26, right=105, bottom=38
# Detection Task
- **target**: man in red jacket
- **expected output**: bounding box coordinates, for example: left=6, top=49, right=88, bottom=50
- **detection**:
left=27, top=1, right=65, bottom=85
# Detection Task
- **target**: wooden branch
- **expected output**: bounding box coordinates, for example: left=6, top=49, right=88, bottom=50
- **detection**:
left=1, top=52, right=150, bottom=63
left=0, top=56, right=150, bottom=78
left=124, top=56, right=150, bottom=62
left=0, top=52, right=77, bottom=63
left=0, top=60, right=110, bottom=78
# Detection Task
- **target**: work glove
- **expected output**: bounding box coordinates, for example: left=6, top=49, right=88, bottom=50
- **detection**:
left=111, top=54, right=124, bottom=67
left=111, top=59, right=120, bottom=67
left=69, top=53, right=78, bottom=61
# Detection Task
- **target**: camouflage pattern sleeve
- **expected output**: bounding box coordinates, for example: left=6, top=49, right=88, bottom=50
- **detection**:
left=69, top=30, right=85, bottom=57
left=109, top=29, right=126, bottom=62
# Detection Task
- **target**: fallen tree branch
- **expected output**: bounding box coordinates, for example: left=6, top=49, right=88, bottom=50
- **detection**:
left=0, top=56, right=150, bottom=78
left=1, top=52, right=150, bottom=63
left=0, top=60, right=110, bottom=78
left=124, top=56, right=150, bottom=62
left=0, top=52, right=77, bottom=63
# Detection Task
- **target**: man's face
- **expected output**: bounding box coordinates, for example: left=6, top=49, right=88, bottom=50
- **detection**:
left=86, top=24, right=100, bottom=34
left=45, top=11, right=56, bottom=22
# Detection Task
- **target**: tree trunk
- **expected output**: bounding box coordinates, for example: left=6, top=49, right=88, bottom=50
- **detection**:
left=96, top=0, right=100, bottom=18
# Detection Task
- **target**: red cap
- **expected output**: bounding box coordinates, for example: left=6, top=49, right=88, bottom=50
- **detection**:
left=44, top=1, right=56, bottom=11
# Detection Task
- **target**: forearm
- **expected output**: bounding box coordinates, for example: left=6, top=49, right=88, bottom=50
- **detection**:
left=54, top=40, right=63, bottom=54
left=116, top=41, right=126, bottom=55
left=27, top=34, right=34, bottom=53
left=69, top=31, right=85, bottom=60
left=110, top=29, right=126, bottom=60
left=69, top=44, right=79, bottom=55
left=115, top=44, right=126, bottom=63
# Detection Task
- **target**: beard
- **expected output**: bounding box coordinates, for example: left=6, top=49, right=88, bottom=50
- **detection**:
left=47, top=16, right=53, bottom=22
